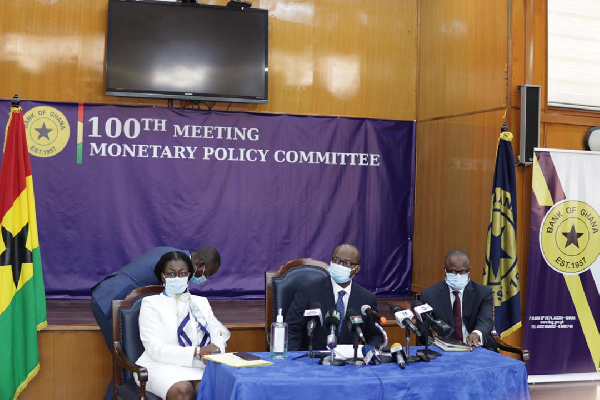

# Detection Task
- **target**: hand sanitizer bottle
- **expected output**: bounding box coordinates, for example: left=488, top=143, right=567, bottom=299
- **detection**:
left=270, top=308, right=288, bottom=359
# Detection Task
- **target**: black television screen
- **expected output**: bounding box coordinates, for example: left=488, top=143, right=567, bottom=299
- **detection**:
left=105, top=0, right=268, bottom=103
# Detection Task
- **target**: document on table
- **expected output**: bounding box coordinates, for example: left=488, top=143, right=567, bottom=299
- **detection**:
left=334, top=344, right=363, bottom=359
left=203, top=353, right=274, bottom=368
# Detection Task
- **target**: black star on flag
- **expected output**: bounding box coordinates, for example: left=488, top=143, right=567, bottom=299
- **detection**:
left=35, top=122, right=52, bottom=140
left=0, top=224, right=33, bottom=288
left=562, top=225, right=584, bottom=248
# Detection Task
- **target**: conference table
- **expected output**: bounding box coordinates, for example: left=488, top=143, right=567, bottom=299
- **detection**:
left=197, top=347, right=530, bottom=399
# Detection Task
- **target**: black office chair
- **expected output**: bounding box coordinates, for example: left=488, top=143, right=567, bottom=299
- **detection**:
left=111, top=285, right=163, bottom=400
left=264, top=258, right=329, bottom=349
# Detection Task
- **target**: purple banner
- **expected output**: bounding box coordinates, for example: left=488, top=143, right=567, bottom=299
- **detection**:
left=524, top=149, right=600, bottom=376
left=0, top=99, right=415, bottom=298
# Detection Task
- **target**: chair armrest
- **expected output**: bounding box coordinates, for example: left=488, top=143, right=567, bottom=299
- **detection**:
left=491, top=331, right=530, bottom=364
left=113, top=341, right=149, bottom=399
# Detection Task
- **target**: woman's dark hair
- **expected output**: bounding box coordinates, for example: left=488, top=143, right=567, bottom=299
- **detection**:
left=153, top=251, right=194, bottom=282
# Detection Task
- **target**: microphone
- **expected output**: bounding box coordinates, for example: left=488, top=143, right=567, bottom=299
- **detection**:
left=345, top=309, right=366, bottom=344
left=411, top=300, right=452, bottom=337
left=304, top=302, right=323, bottom=338
left=324, top=309, right=341, bottom=349
left=361, top=304, right=387, bottom=324
left=361, top=345, right=381, bottom=365
left=389, top=303, right=420, bottom=335
left=389, top=342, right=406, bottom=369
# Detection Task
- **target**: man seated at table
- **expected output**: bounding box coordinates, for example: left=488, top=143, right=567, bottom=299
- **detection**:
left=286, top=243, right=384, bottom=351
left=420, top=249, right=496, bottom=350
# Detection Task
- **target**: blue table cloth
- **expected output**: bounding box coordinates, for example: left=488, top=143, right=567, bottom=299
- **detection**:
left=198, top=347, right=530, bottom=400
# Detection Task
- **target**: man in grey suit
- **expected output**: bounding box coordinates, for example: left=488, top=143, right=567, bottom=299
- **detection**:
left=420, top=249, right=496, bottom=350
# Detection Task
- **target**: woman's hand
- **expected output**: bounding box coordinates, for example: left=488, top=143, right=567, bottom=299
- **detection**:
left=199, top=343, right=221, bottom=355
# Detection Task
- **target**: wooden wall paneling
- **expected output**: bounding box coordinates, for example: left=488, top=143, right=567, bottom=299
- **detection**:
left=418, top=0, right=508, bottom=121
left=357, top=1, right=418, bottom=120
left=54, top=331, right=112, bottom=399
left=545, top=123, right=589, bottom=150
left=413, top=110, right=505, bottom=291
left=533, top=0, right=547, bottom=106
left=542, top=111, right=600, bottom=128
left=78, top=0, right=115, bottom=104
left=19, top=329, right=111, bottom=400
left=227, top=325, right=266, bottom=352
left=510, top=0, right=524, bottom=119
left=263, top=0, right=317, bottom=114
left=4, top=0, right=82, bottom=102
left=0, top=0, right=418, bottom=121
left=19, top=331, right=56, bottom=399
left=510, top=0, right=546, bottom=106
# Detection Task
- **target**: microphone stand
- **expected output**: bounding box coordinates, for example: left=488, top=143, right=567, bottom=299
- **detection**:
left=375, top=322, right=393, bottom=364
left=416, top=319, right=440, bottom=361
left=320, top=328, right=345, bottom=366
left=346, top=331, right=365, bottom=366
left=293, top=325, right=329, bottom=360
left=404, top=327, right=420, bottom=363
left=292, top=333, right=319, bottom=360
left=320, top=345, right=345, bottom=366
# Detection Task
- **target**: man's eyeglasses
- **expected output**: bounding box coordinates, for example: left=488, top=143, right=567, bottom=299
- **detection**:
left=163, top=271, right=191, bottom=278
left=445, top=268, right=470, bottom=276
left=332, top=256, right=359, bottom=268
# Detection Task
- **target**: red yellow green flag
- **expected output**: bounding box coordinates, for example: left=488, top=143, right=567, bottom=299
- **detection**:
left=0, top=101, right=47, bottom=399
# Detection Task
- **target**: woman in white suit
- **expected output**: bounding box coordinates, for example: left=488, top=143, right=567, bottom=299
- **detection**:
left=135, top=251, right=230, bottom=399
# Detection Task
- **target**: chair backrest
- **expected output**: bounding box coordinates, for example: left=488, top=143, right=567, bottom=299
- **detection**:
left=264, top=258, right=329, bottom=347
left=112, top=285, right=163, bottom=385
left=491, top=305, right=530, bottom=364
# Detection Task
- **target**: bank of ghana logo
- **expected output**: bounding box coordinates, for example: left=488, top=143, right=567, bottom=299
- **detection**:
left=540, top=200, right=600, bottom=275
left=485, top=188, right=519, bottom=305
left=23, top=106, right=70, bottom=157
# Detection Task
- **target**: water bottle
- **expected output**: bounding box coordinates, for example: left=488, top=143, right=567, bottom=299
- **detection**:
left=270, top=308, right=288, bottom=359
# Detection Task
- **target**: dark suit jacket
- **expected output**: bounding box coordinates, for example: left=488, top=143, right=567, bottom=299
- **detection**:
left=420, top=280, right=496, bottom=350
left=286, top=276, right=383, bottom=351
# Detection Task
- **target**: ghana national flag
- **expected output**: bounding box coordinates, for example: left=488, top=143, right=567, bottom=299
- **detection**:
left=483, top=130, right=521, bottom=338
left=0, top=98, right=47, bottom=399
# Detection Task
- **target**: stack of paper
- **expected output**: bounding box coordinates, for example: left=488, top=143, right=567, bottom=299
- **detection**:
left=203, top=353, right=274, bottom=368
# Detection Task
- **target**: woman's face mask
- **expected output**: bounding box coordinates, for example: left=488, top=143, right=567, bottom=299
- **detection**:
left=163, top=276, right=189, bottom=295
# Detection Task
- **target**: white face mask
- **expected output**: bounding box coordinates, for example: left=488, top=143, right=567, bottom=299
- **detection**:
left=445, top=272, right=470, bottom=291
left=164, top=276, right=189, bottom=296
left=329, top=262, right=353, bottom=284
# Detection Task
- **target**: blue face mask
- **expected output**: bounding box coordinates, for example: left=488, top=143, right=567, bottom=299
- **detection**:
left=164, top=276, right=189, bottom=296
left=329, top=262, right=353, bottom=284
left=190, top=265, right=207, bottom=285
left=445, top=272, right=469, bottom=291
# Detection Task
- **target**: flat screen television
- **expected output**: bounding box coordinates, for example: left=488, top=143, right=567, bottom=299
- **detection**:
left=105, top=0, right=268, bottom=103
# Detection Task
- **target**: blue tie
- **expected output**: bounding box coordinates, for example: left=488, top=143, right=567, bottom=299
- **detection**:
left=336, top=290, right=346, bottom=334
